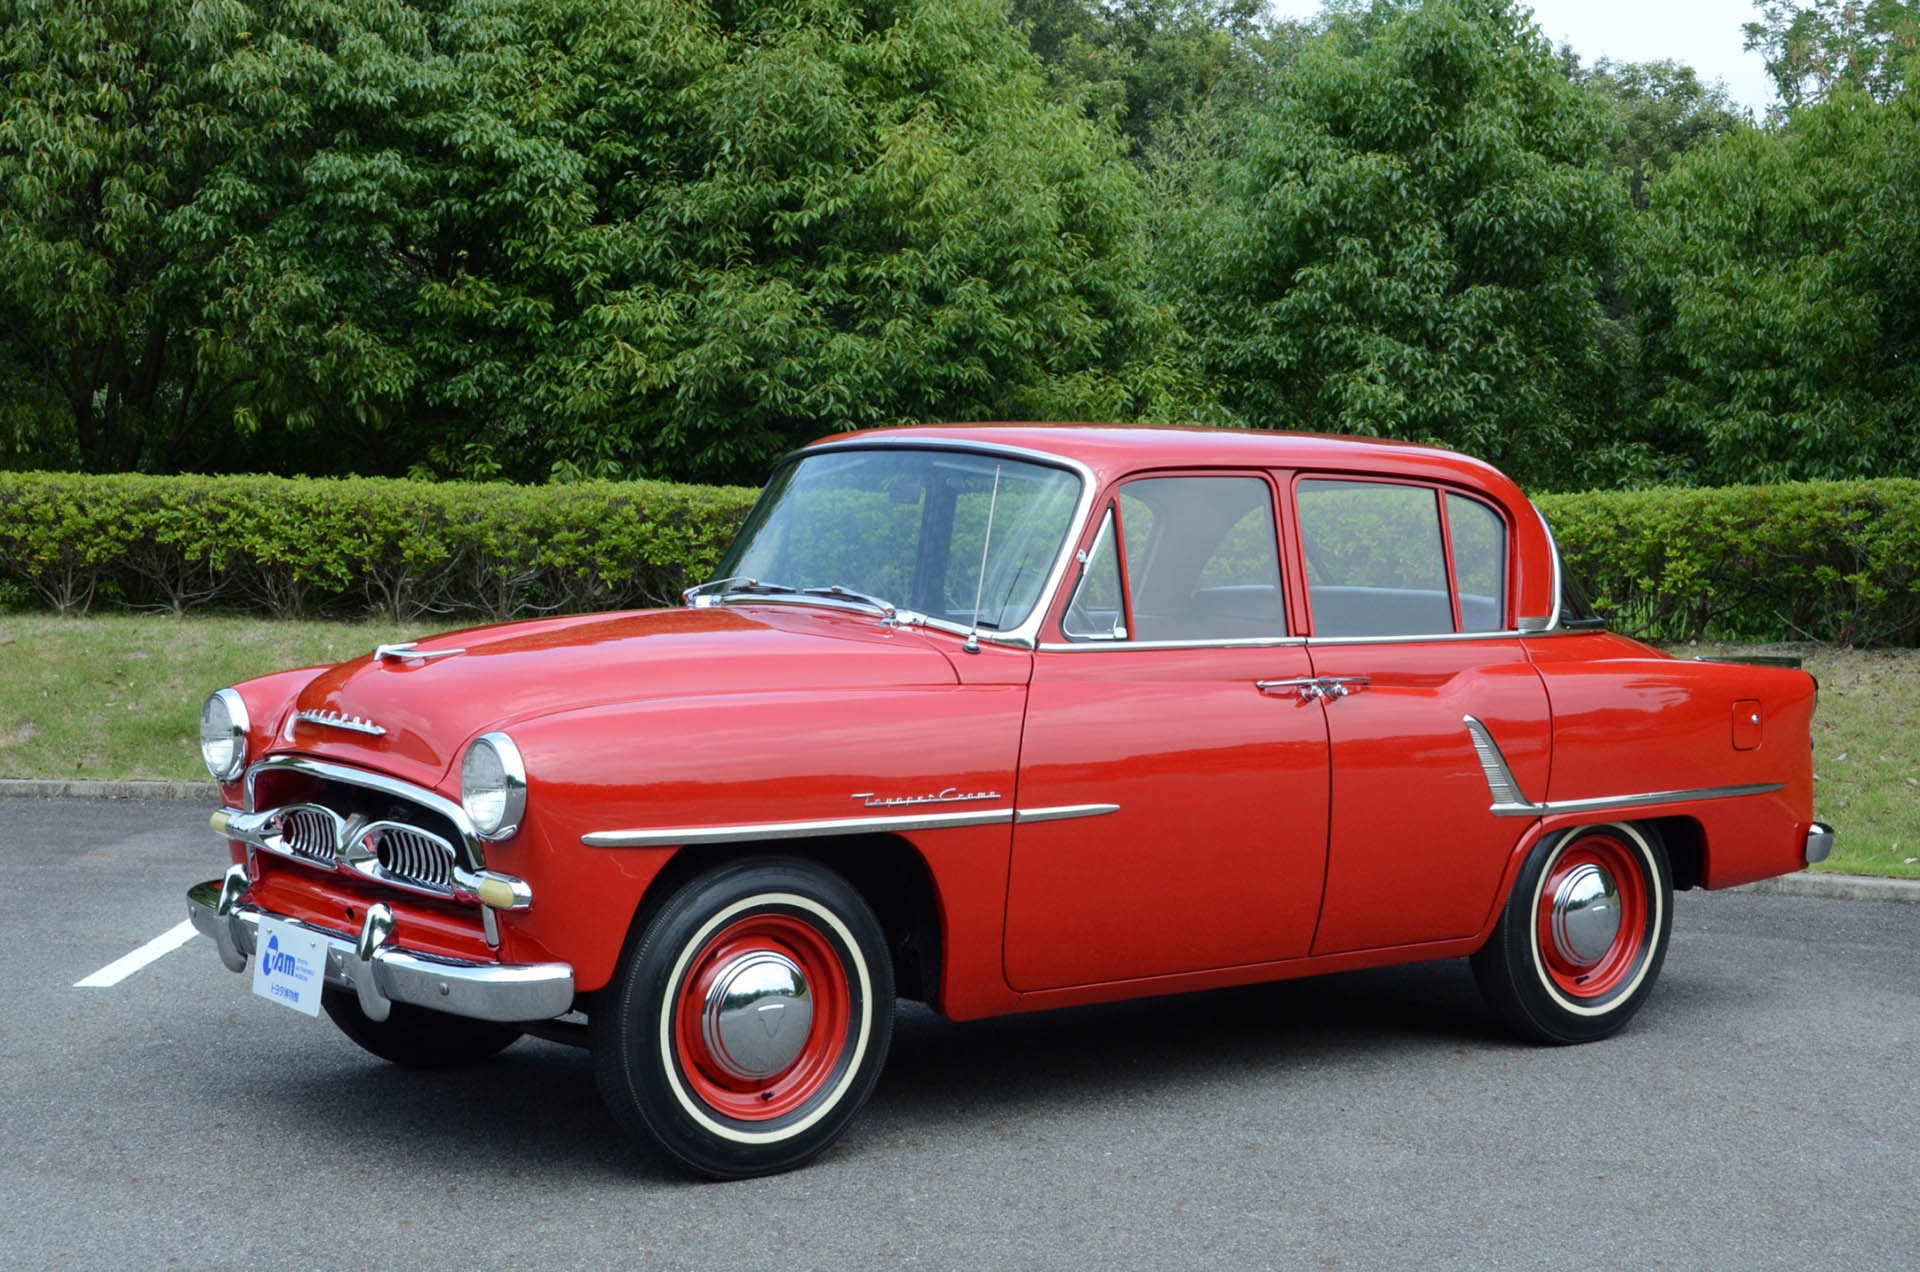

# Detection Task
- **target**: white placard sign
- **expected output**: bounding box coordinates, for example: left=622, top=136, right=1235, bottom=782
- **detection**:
left=251, top=916, right=328, bottom=1017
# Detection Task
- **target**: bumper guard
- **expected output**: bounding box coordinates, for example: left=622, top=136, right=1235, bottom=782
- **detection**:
left=187, top=865, right=573, bottom=1024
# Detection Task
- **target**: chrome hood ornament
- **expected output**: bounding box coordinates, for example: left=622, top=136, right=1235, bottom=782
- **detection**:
left=376, top=642, right=465, bottom=664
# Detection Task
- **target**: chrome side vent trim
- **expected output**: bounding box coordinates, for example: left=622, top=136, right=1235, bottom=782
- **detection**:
left=1463, top=716, right=1533, bottom=815
left=1463, top=715, right=1784, bottom=819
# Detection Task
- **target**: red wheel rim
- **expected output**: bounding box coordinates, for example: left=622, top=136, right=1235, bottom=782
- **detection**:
left=671, top=912, right=853, bottom=1122
left=1535, top=833, right=1648, bottom=1000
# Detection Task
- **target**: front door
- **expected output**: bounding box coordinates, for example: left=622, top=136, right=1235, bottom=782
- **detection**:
left=1003, top=473, right=1331, bottom=991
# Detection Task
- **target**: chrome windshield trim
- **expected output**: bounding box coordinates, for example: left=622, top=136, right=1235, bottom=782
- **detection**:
left=721, top=436, right=1099, bottom=651
left=584, top=807, right=1016, bottom=848
left=1013, top=804, right=1121, bottom=824
left=1463, top=716, right=1783, bottom=818
left=244, top=755, right=484, bottom=871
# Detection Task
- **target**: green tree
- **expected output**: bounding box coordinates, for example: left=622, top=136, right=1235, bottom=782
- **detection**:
left=1744, top=0, right=1920, bottom=109
left=1568, top=57, right=1751, bottom=207
left=1007, top=1, right=1303, bottom=156
left=3, top=0, right=1169, bottom=484
left=1164, top=0, right=1627, bottom=490
left=1626, top=88, right=1920, bottom=485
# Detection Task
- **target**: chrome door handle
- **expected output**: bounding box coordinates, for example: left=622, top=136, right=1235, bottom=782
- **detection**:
left=1256, top=676, right=1371, bottom=703
left=1256, top=677, right=1321, bottom=702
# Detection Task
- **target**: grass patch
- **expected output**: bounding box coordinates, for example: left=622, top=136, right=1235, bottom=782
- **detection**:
left=1, top=615, right=1911, bottom=879
left=0, top=614, right=411, bottom=783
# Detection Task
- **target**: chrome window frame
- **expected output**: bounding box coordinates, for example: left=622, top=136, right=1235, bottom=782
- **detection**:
left=1060, top=504, right=1128, bottom=642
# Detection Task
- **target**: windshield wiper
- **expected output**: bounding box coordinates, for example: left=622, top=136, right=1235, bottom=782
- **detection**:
left=801, top=585, right=898, bottom=621
left=683, top=577, right=798, bottom=606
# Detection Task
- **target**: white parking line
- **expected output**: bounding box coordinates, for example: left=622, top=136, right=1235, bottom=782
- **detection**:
left=75, top=921, right=200, bottom=988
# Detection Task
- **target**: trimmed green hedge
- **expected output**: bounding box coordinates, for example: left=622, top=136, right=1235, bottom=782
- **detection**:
left=4, top=472, right=1918, bottom=645
left=1537, top=481, right=1920, bottom=646
left=0, top=473, right=757, bottom=620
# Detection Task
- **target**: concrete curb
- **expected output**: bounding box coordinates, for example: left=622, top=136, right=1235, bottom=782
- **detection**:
left=1732, top=871, right=1920, bottom=904
left=0, top=778, right=215, bottom=802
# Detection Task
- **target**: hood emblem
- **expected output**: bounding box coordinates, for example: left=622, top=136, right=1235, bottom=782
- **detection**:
left=376, top=642, right=465, bottom=664
left=296, top=709, right=388, bottom=738
left=852, top=787, right=1001, bottom=810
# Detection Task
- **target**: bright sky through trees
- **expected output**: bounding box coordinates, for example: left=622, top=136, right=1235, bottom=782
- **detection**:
left=1268, top=0, right=1779, bottom=112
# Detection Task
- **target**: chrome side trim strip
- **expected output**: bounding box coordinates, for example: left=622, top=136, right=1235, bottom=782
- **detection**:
left=583, top=807, right=1017, bottom=848
left=1039, top=636, right=1309, bottom=652
left=1463, top=715, right=1784, bottom=819
left=1014, top=804, right=1121, bottom=824
left=1306, top=631, right=1525, bottom=647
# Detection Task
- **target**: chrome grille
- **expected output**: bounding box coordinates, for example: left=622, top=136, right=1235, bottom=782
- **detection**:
left=367, top=824, right=457, bottom=893
left=276, top=806, right=340, bottom=862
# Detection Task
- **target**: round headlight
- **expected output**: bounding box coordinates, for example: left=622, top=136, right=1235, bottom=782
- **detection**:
left=200, top=689, right=251, bottom=782
left=461, top=732, right=527, bottom=839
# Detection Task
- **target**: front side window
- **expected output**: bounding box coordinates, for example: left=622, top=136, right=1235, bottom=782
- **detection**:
left=1063, top=475, right=1286, bottom=642
left=716, top=448, right=1082, bottom=632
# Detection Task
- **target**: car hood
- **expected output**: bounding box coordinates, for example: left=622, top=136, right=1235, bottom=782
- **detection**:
left=277, top=604, right=960, bottom=786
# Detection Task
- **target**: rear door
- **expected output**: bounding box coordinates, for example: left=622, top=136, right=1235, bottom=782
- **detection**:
left=1003, top=472, right=1332, bottom=991
left=1290, top=477, right=1552, bottom=955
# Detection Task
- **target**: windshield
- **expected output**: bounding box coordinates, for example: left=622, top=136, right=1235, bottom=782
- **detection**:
left=712, top=447, right=1084, bottom=632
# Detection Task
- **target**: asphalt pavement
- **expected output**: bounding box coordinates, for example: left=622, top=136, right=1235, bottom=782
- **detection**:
left=3, top=797, right=1916, bottom=1270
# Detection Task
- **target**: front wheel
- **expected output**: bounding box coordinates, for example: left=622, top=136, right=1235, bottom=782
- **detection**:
left=591, top=858, right=894, bottom=1178
left=1471, top=822, right=1673, bottom=1045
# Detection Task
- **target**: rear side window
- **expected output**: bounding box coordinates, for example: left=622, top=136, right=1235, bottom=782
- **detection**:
left=1445, top=493, right=1507, bottom=633
left=1297, top=480, right=1507, bottom=637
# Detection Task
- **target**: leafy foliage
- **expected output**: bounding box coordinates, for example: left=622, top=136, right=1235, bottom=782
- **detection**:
left=1, top=0, right=1168, bottom=484
left=1007, top=1, right=1302, bottom=154
left=1745, top=0, right=1920, bottom=110
left=1624, top=86, right=1920, bottom=486
left=1165, top=0, right=1626, bottom=491
left=0, top=470, right=755, bottom=618
left=9, top=466, right=1920, bottom=649
left=1566, top=57, right=1752, bottom=207
left=1541, top=480, right=1920, bottom=646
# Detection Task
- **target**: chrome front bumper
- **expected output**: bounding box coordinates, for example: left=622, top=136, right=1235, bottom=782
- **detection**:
left=187, top=866, right=574, bottom=1024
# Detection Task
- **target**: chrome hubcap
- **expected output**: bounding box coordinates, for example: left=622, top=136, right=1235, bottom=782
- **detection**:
left=701, top=951, right=813, bottom=1081
left=1551, top=862, right=1621, bottom=966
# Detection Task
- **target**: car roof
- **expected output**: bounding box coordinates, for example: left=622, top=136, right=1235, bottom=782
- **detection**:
left=813, top=423, right=1524, bottom=499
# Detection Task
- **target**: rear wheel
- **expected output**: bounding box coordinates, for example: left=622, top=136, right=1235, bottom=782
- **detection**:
left=591, top=858, right=894, bottom=1179
left=321, top=989, right=523, bottom=1067
left=1471, top=822, right=1672, bottom=1045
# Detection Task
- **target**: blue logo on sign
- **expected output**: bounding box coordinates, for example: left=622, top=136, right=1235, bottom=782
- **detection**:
left=262, top=933, right=297, bottom=978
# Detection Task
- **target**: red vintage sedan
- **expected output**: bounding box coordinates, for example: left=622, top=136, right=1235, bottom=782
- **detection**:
left=188, top=425, right=1829, bottom=1177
